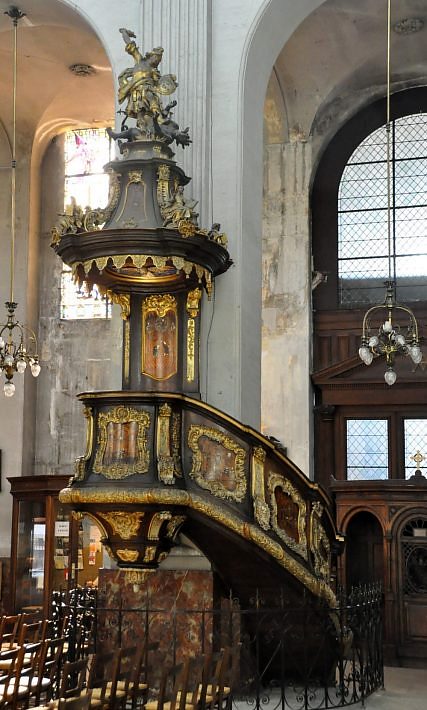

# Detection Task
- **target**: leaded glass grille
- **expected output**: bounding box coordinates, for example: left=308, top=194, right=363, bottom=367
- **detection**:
left=61, top=128, right=112, bottom=320
left=338, top=113, right=427, bottom=306
left=404, top=419, right=427, bottom=479
left=346, top=419, right=389, bottom=480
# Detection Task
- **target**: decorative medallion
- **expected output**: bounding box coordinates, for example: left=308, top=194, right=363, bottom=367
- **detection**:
left=267, top=473, right=307, bottom=559
left=93, top=405, right=151, bottom=479
left=188, top=425, right=247, bottom=502
left=310, top=502, right=330, bottom=581
left=98, top=511, right=144, bottom=540
left=142, top=294, right=178, bottom=381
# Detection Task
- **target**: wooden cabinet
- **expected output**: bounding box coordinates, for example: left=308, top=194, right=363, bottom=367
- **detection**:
left=8, top=475, right=75, bottom=616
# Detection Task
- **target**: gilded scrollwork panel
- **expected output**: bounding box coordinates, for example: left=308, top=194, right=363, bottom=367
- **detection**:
left=93, top=405, right=151, bottom=479
left=98, top=511, right=144, bottom=540
left=267, top=473, right=307, bottom=560
left=310, top=502, right=331, bottom=581
left=187, top=425, right=247, bottom=502
left=74, top=406, right=94, bottom=481
left=251, top=446, right=270, bottom=531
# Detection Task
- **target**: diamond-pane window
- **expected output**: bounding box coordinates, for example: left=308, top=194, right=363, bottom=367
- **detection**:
left=404, top=419, right=427, bottom=479
left=346, top=419, right=389, bottom=480
left=61, top=128, right=112, bottom=320
left=338, top=113, right=427, bottom=306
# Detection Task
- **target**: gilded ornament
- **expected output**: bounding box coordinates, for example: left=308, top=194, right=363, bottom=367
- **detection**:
left=58, top=485, right=336, bottom=605
left=251, top=446, right=270, bottom=531
left=186, top=318, right=196, bottom=383
left=188, top=425, right=247, bottom=502
left=186, top=289, right=202, bottom=318
left=310, top=502, right=330, bottom=581
left=147, top=511, right=173, bottom=540
left=115, top=28, right=190, bottom=148
left=99, top=511, right=144, bottom=540
left=73, top=406, right=94, bottom=482
left=117, top=549, right=139, bottom=563
left=124, top=319, right=130, bottom=384
left=93, top=405, right=151, bottom=479
left=157, top=164, right=171, bottom=207
left=143, top=294, right=177, bottom=319
left=161, top=186, right=198, bottom=229
left=144, top=546, right=157, bottom=563
left=51, top=197, right=85, bottom=246
left=157, top=403, right=176, bottom=484
left=267, top=473, right=307, bottom=559
left=166, top=515, right=186, bottom=540
left=108, top=292, right=130, bottom=320
left=178, top=220, right=197, bottom=237
left=124, top=568, right=155, bottom=585
left=172, top=412, right=182, bottom=477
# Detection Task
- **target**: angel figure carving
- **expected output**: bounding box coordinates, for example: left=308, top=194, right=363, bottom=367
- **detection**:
left=114, top=28, right=191, bottom=148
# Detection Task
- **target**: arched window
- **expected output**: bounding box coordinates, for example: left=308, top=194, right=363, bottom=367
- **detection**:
left=312, top=87, right=427, bottom=313
left=338, top=113, right=427, bottom=306
left=61, top=128, right=112, bottom=319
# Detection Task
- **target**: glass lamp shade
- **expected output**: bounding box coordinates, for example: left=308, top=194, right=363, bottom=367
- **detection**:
left=30, top=362, right=41, bottom=377
left=395, top=334, right=406, bottom=347
left=383, top=319, right=393, bottom=334
left=4, top=353, right=13, bottom=367
left=368, top=335, right=379, bottom=348
left=0, top=337, right=4, bottom=349
left=4, top=381, right=15, bottom=397
left=359, top=346, right=373, bottom=365
left=408, top=345, right=422, bottom=364
left=16, top=359, right=27, bottom=373
left=384, top=368, right=397, bottom=386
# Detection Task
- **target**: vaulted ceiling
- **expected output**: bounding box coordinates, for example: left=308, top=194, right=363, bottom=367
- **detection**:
left=0, top=0, right=113, bottom=153
left=265, top=0, right=427, bottom=145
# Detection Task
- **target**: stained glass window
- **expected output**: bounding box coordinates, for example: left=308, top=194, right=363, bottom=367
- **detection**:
left=61, top=128, right=112, bottom=320
left=338, top=113, right=427, bottom=306
left=404, top=419, right=427, bottom=479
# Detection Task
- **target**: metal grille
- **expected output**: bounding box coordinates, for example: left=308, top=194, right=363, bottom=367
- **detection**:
left=346, top=419, right=388, bottom=480
left=404, top=419, right=427, bottom=478
left=338, top=113, right=427, bottom=305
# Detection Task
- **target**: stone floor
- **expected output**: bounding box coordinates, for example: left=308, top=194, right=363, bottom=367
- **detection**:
left=354, top=665, right=427, bottom=708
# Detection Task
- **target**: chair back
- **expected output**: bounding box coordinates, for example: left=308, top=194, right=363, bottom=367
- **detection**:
left=59, top=657, right=89, bottom=700
left=58, top=689, right=92, bottom=710
left=0, top=614, right=21, bottom=650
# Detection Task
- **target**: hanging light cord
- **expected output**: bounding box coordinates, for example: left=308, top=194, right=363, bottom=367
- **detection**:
left=386, top=0, right=392, bottom=284
left=7, top=7, right=25, bottom=305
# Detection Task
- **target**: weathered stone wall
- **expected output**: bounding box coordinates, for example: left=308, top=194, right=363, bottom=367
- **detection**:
left=34, top=136, right=122, bottom=476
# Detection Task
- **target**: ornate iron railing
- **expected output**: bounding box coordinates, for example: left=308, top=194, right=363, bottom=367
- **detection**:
left=53, top=583, right=383, bottom=709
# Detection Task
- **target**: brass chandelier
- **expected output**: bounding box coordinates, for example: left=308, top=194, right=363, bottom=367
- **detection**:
left=0, top=7, right=40, bottom=397
left=358, top=0, right=422, bottom=386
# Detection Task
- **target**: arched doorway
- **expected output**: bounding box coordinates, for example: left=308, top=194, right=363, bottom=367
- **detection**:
left=345, top=511, right=384, bottom=589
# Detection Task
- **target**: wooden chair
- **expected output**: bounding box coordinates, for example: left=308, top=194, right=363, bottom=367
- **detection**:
left=18, top=620, right=43, bottom=646
left=0, top=615, right=21, bottom=651
left=87, top=649, right=122, bottom=709
left=33, top=636, right=66, bottom=704
left=0, top=641, right=43, bottom=708
left=124, top=641, right=158, bottom=710
left=58, top=657, right=90, bottom=701
left=58, top=689, right=93, bottom=710
left=144, top=658, right=192, bottom=710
